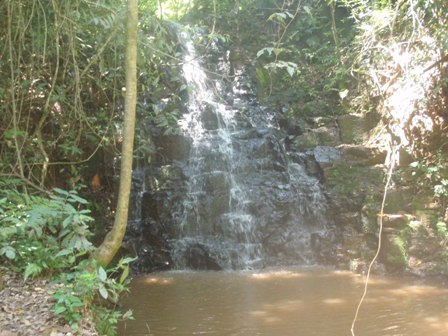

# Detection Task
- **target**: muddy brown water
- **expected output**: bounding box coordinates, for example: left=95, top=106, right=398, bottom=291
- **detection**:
left=118, top=267, right=448, bottom=336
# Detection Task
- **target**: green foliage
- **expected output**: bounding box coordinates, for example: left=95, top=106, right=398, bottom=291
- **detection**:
left=408, top=151, right=448, bottom=200
left=93, top=305, right=133, bottom=336
left=385, top=235, right=409, bottom=268
left=0, top=186, right=134, bottom=334
left=0, top=187, right=94, bottom=279
left=251, top=1, right=354, bottom=114
left=0, top=0, right=127, bottom=190
left=52, top=258, right=134, bottom=334
left=435, top=221, right=448, bottom=243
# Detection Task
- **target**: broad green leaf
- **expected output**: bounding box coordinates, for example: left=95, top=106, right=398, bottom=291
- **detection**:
left=99, top=285, right=109, bottom=300
left=273, top=48, right=283, bottom=57
left=122, top=257, right=137, bottom=264
left=64, top=203, right=77, bottom=214
left=98, top=266, right=107, bottom=282
left=0, top=226, right=18, bottom=239
left=54, top=305, right=67, bottom=314
left=55, top=248, right=73, bottom=258
left=256, top=47, right=273, bottom=58
left=119, top=266, right=129, bottom=284
left=0, top=246, right=16, bottom=259
left=62, top=215, right=74, bottom=228
left=5, top=248, right=15, bottom=259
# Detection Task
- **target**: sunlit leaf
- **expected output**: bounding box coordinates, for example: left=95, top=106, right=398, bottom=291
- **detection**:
left=99, top=285, right=109, bottom=300
left=119, top=266, right=129, bottom=284
left=0, top=246, right=16, bottom=260
left=98, top=266, right=107, bottom=282
left=339, top=89, right=349, bottom=99
left=68, top=194, right=88, bottom=205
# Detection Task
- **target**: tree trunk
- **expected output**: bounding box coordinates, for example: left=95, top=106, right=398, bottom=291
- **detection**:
left=93, top=0, right=138, bottom=266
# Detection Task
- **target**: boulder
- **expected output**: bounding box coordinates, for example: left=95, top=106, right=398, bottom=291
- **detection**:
left=337, top=114, right=365, bottom=143
left=154, top=135, right=191, bottom=162
left=201, top=103, right=223, bottom=130
left=336, top=144, right=387, bottom=166
left=185, top=243, right=222, bottom=270
left=311, top=146, right=341, bottom=168
left=293, top=127, right=340, bottom=150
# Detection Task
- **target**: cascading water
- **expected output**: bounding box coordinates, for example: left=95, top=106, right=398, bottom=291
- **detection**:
left=172, top=29, right=262, bottom=269
left=128, top=28, right=336, bottom=272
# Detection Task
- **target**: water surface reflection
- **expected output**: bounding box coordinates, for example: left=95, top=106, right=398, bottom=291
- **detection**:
left=118, top=267, right=448, bottom=335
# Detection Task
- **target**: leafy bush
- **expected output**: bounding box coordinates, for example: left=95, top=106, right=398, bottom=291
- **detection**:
left=0, top=186, right=134, bottom=335
left=409, top=151, right=448, bottom=201
left=52, top=258, right=134, bottom=334
left=0, top=188, right=94, bottom=279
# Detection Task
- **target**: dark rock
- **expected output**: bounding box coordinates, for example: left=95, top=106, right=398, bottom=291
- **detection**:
left=337, top=114, right=365, bottom=144
left=199, top=171, right=230, bottom=193
left=141, top=191, right=179, bottom=237
left=310, top=232, right=338, bottom=263
left=201, top=103, right=223, bottom=130
left=135, top=243, right=173, bottom=272
left=293, top=127, right=340, bottom=150
left=311, top=146, right=341, bottom=168
left=278, top=117, right=303, bottom=136
left=334, top=212, right=362, bottom=229
left=337, top=144, right=387, bottom=166
left=306, top=116, right=337, bottom=128
left=184, top=244, right=222, bottom=270
left=289, top=152, right=324, bottom=182
left=154, top=135, right=191, bottom=162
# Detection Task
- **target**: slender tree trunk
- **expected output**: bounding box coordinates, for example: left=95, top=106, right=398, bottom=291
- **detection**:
left=93, top=0, right=138, bottom=266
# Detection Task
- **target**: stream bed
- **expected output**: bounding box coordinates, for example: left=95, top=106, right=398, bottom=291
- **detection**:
left=118, top=267, right=448, bottom=336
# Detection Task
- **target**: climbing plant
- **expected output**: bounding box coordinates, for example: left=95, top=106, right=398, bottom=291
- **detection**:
left=0, top=0, right=127, bottom=192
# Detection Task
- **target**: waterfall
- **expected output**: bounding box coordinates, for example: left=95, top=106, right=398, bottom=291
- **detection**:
left=172, top=29, right=262, bottom=269
left=129, top=27, right=335, bottom=272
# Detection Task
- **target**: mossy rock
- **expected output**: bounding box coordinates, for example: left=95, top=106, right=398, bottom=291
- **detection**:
left=383, top=189, right=414, bottom=213
left=294, top=132, right=319, bottom=149
left=324, top=162, right=384, bottom=194
left=337, top=114, right=367, bottom=144
left=337, top=144, right=387, bottom=166
left=325, top=163, right=384, bottom=224
left=381, top=234, right=409, bottom=271
left=294, top=127, right=340, bottom=150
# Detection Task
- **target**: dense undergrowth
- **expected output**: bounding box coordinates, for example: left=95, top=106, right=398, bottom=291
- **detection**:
left=0, top=183, right=133, bottom=335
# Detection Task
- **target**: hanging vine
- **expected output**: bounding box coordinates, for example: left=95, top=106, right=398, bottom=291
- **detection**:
left=0, top=0, right=126, bottom=192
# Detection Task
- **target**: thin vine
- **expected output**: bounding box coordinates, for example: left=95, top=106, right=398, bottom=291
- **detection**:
left=350, top=144, right=400, bottom=336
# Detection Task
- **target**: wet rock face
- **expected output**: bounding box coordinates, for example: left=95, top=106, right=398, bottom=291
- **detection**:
left=184, top=244, right=222, bottom=271
left=126, top=79, right=388, bottom=273
left=125, top=32, right=348, bottom=273
left=130, top=120, right=338, bottom=271
left=125, top=109, right=341, bottom=272
left=153, top=135, right=191, bottom=162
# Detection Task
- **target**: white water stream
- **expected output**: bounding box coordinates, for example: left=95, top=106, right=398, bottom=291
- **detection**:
left=172, top=29, right=263, bottom=268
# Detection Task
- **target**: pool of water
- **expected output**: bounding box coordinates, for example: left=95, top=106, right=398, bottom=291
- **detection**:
left=118, top=267, right=448, bottom=336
